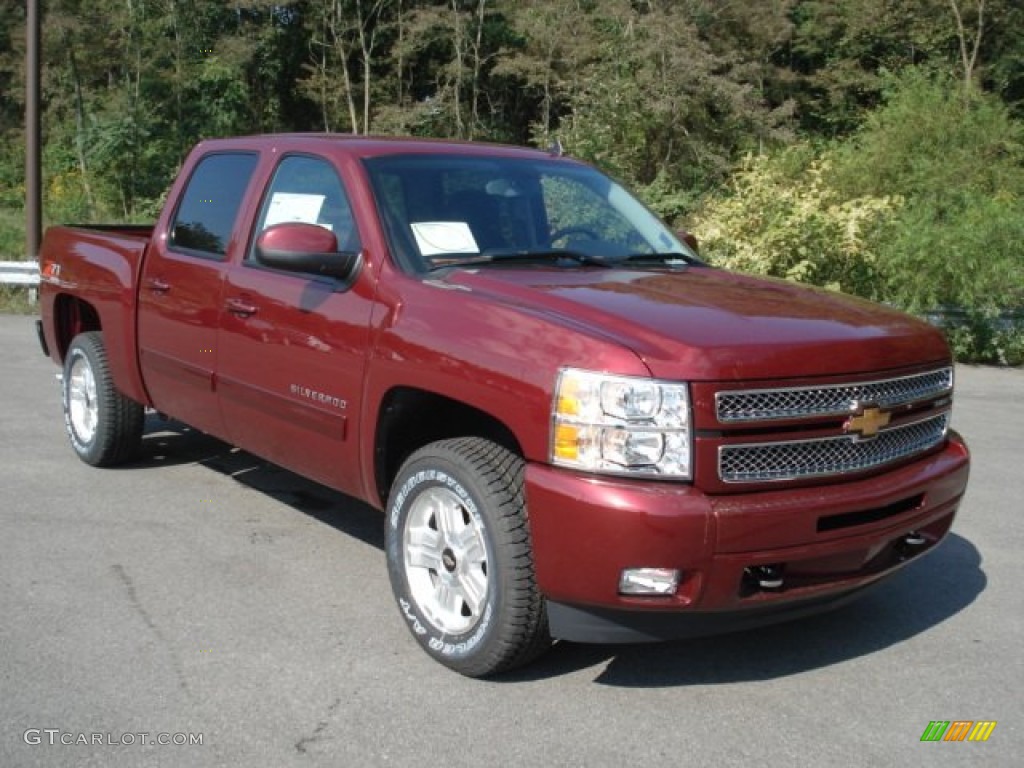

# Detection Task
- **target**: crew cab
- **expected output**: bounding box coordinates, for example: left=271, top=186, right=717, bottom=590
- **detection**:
left=37, top=134, right=970, bottom=676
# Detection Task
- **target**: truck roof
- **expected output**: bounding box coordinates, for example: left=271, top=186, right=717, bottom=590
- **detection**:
left=191, top=133, right=563, bottom=161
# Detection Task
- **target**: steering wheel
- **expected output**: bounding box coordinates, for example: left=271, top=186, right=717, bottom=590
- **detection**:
left=550, top=225, right=600, bottom=243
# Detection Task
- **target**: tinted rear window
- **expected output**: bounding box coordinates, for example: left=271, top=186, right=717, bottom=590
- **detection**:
left=170, top=153, right=258, bottom=257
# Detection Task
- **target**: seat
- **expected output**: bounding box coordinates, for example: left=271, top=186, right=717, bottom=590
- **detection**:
left=446, top=190, right=506, bottom=251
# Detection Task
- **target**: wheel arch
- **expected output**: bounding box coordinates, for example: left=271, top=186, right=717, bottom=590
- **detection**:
left=372, top=386, right=523, bottom=507
left=52, top=293, right=101, bottom=363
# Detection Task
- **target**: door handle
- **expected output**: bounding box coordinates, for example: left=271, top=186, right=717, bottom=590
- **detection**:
left=226, top=297, right=258, bottom=317
left=147, top=277, right=170, bottom=293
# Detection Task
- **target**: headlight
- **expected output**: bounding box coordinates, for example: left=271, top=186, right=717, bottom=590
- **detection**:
left=551, top=368, right=692, bottom=479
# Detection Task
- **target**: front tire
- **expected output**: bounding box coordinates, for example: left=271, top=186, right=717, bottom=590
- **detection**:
left=62, top=332, right=144, bottom=466
left=386, top=438, right=551, bottom=677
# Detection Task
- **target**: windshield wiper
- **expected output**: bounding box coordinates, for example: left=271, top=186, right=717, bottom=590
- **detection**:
left=425, top=249, right=614, bottom=271
left=615, top=252, right=698, bottom=267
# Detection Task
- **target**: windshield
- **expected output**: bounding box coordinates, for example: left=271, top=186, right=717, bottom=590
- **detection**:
left=362, top=153, right=695, bottom=271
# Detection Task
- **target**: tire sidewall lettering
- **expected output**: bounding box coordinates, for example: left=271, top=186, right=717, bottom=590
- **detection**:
left=398, top=597, right=428, bottom=636
left=427, top=602, right=493, bottom=657
left=388, top=466, right=496, bottom=661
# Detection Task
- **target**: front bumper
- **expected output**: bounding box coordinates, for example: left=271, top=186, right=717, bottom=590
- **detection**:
left=525, top=432, right=969, bottom=643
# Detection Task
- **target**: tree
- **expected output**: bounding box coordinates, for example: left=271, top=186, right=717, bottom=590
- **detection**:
left=831, top=69, right=1024, bottom=315
left=553, top=1, right=793, bottom=200
left=948, top=0, right=985, bottom=94
left=784, top=0, right=1023, bottom=133
left=304, top=0, right=390, bottom=134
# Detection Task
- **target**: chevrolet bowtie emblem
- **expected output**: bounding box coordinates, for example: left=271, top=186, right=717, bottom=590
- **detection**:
left=844, top=405, right=891, bottom=438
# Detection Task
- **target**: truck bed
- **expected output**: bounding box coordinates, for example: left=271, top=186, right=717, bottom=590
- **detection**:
left=39, top=224, right=155, bottom=405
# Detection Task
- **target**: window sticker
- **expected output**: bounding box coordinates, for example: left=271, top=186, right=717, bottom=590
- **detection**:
left=410, top=221, right=479, bottom=256
left=264, top=193, right=326, bottom=227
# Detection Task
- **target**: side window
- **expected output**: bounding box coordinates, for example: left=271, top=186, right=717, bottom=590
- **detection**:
left=169, top=153, right=258, bottom=258
left=252, top=155, right=360, bottom=258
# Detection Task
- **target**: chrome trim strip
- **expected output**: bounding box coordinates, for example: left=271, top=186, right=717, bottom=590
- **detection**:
left=718, top=411, right=950, bottom=483
left=715, top=367, right=953, bottom=423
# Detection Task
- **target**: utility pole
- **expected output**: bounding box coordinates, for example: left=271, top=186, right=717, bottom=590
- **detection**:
left=26, top=0, right=42, bottom=260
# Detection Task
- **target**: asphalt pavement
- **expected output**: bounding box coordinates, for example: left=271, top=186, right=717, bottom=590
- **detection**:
left=1, top=313, right=1021, bottom=767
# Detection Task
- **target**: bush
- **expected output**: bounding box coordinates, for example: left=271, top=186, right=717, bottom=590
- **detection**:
left=691, top=146, right=899, bottom=298
left=0, top=285, right=37, bottom=315
left=937, top=310, right=1024, bottom=366
left=691, top=69, right=1024, bottom=365
left=831, top=69, right=1024, bottom=316
left=0, top=207, right=26, bottom=261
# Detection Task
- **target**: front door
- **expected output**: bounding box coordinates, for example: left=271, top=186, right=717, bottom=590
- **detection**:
left=217, top=154, right=375, bottom=494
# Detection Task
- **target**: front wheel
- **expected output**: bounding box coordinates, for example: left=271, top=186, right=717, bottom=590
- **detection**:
left=62, top=332, right=144, bottom=466
left=385, top=438, right=551, bottom=677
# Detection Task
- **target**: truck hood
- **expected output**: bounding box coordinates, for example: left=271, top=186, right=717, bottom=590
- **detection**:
left=441, top=265, right=950, bottom=381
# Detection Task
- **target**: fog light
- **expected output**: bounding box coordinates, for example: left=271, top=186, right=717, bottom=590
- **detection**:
left=618, top=568, right=680, bottom=596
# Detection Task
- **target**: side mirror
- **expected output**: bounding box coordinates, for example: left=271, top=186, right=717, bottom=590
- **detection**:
left=255, top=222, right=359, bottom=281
left=676, top=229, right=699, bottom=255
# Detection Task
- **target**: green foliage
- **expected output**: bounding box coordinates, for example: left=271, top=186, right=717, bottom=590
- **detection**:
left=694, top=68, right=1024, bottom=364
left=1, top=1, right=1022, bottom=364
left=784, top=0, right=1024, bottom=132
left=2, top=0, right=1022, bottom=225
left=692, top=146, right=899, bottom=297
left=831, top=69, right=1024, bottom=315
left=636, top=170, right=700, bottom=224
left=0, top=284, right=38, bottom=315
left=558, top=1, right=794, bottom=196
left=992, top=325, right=1024, bottom=367
left=940, top=310, right=1024, bottom=366
left=0, top=207, right=26, bottom=260
left=983, top=1, right=1024, bottom=114
left=786, top=0, right=954, bottom=133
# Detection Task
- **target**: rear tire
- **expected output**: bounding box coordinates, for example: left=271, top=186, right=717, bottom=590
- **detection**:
left=62, top=332, right=144, bottom=466
left=385, top=437, right=551, bottom=677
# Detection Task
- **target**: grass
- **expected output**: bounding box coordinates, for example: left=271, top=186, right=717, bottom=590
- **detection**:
left=0, top=285, right=38, bottom=315
left=1, top=207, right=38, bottom=314
left=0, top=206, right=28, bottom=261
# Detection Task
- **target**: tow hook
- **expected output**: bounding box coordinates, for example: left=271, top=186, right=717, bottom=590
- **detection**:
left=743, top=564, right=785, bottom=592
left=896, top=531, right=928, bottom=559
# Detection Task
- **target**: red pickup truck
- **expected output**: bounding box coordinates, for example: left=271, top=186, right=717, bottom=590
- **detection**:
left=37, top=134, right=970, bottom=676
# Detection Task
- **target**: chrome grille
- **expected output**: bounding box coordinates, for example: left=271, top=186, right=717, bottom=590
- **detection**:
left=716, top=368, right=953, bottom=423
left=719, top=413, right=950, bottom=483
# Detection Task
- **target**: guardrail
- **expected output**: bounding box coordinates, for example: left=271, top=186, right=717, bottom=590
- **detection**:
left=0, top=260, right=40, bottom=303
left=924, top=306, right=1024, bottom=331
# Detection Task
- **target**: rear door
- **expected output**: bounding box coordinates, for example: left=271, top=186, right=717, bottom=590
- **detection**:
left=137, top=152, right=259, bottom=436
left=217, top=153, right=376, bottom=495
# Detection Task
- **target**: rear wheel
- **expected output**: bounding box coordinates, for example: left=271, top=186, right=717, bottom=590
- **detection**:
left=63, top=332, right=144, bottom=466
left=385, top=437, right=551, bottom=677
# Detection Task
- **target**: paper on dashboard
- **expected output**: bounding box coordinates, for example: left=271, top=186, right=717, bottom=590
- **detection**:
left=264, top=193, right=326, bottom=228
left=410, top=221, right=479, bottom=256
